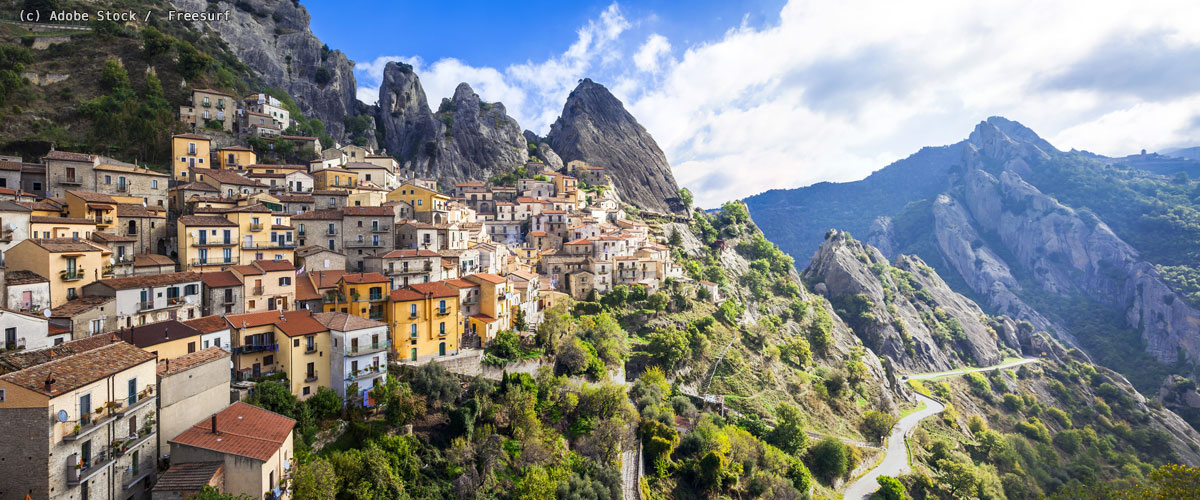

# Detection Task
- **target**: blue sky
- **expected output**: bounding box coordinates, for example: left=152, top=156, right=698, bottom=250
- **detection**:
left=307, top=1, right=1200, bottom=208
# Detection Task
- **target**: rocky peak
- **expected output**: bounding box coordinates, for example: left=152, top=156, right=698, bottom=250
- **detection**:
left=169, top=0, right=360, bottom=141
left=966, top=116, right=1055, bottom=163
left=547, top=79, right=682, bottom=213
left=803, top=230, right=1021, bottom=372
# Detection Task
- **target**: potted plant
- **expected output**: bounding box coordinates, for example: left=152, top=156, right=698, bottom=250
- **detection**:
left=94, top=407, right=104, bottom=417
left=72, top=424, right=81, bottom=435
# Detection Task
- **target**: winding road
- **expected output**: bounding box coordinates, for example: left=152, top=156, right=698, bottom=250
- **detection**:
left=842, top=358, right=1039, bottom=500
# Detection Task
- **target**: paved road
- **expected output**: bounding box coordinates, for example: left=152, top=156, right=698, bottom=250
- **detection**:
left=842, top=358, right=1039, bottom=499
left=906, top=357, right=1039, bottom=381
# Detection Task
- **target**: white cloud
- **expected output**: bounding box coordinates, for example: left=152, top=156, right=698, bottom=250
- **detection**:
left=633, top=34, right=672, bottom=73
left=354, top=0, right=1200, bottom=207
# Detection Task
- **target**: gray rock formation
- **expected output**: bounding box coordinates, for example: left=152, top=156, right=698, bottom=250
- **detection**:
left=936, top=119, right=1200, bottom=363
left=523, top=130, right=564, bottom=171
left=547, top=79, right=682, bottom=213
left=375, top=62, right=527, bottom=187
left=169, top=0, right=360, bottom=141
left=803, top=230, right=1022, bottom=372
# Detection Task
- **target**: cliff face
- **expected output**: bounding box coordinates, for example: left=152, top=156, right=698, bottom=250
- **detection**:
left=375, top=62, right=527, bottom=186
left=170, top=0, right=359, bottom=141
left=547, top=79, right=682, bottom=213
left=803, top=230, right=1022, bottom=372
left=940, top=121, right=1200, bottom=363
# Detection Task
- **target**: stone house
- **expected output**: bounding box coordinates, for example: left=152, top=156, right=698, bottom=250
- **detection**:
left=312, top=189, right=349, bottom=210
left=179, top=88, right=236, bottom=132
left=0, top=199, right=31, bottom=256
left=48, top=296, right=116, bottom=339
left=82, top=272, right=204, bottom=328
left=292, top=209, right=344, bottom=252
left=295, top=246, right=346, bottom=273
left=93, top=163, right=170, bottom=209
left=343, top=206, right=397, bottom=272
left=200, top=271, right=243, bottom=317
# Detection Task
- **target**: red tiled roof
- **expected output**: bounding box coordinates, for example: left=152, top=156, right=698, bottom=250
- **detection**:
left=179, top=215, right=237, bottom=227
left=390, top=288, right=424, bottom=301
left=183, top=316, right=232, bottom=334
left=94, top=272, right=201, bottom=291
left=0, top=341, right=155, bottom=396
left=200, top=271, right=241, bottom=288
left=310, top=270, right=348, bottom=289
left=343, top=206, right=393, bottom=216
left=44, top=150, right=95, bottom=162
left=295, top=275, right=320, bottom=301
left=49, top=296, right=112, bottom=317
left=467, top=273, right=506, bottom=284
left=445, top=278, right=477, bottom=289
left=169, top=402, right=295, bottom=461
left=30, top=216, right=96, bottom=225
left=114, top=320, right=203, bottom=348
left=172, top=133, right=212, bottom=140
left=135, top=254, right=176, bottom=267
left=223, top=310, right=327, bottom=337
left=254, top=260, right=295, bottom=272
left=311, top=312, right=385, bottom=331
left=408, top=281, right=458, bottom=298
left=158, top=347, right=229, bottom=376
left=470, top=314, right=498, bottom=323
left=7, top=270, right=48, bottom=285
left=341, top=272, right=387, bottom=284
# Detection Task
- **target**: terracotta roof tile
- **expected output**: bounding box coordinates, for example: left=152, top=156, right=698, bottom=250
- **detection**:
left=28, top=238, right=104, bottom=253
left=343, top=206, right=394, bottom=216
left=49, top=296, right=113, bottom=317
left=200, top=271, right=241, bottom=288
left=341, top=272, right=387, bottom=284
left=66, top=190, right=117, bottom=203
left=467, top=273, right=507, bottom=284
left=408, top=281, right=459, bottom=298
left=151, top=462, right=224, bottom=492
left=223, top=310, right=327, bottom=337
left=195, top=169, right=268, bottom=187
left=295, top=275, right=320, bottom=301
left=134, top=254, right=176, bottom=267
left=179, top=215, right=237, bottom=227
left=158, top=347, right=229, bottom=376
left=6, top=270, right=48, bottom=285
left=0, top=334, right=118, bottom=374
left=169, top=402, right=295, bottom=461
left=390, top=288, right=424, bottom=301
left=0, top=341, right=154, bottom=396
left=44, top=150, right=95, bottom=162
left=311, top=312, right=385, bottom=331
left=254, top=260, right=295, bottom=272
left=30, top=216, right=97, bottom=225
left=117, top=204, right=165, bottom=218
left=445, top=278, right=477, bottom=289
left=95, top=272, right=201, bottom=291
left=380, top=249, right=439, bottom=258
left=91, top=231, right=137, bottom=243
left=114, top=320, right=203, bottom=348
left=182, top=316, right=232, bottom=334
left=310, top=270, right=348, bottom=289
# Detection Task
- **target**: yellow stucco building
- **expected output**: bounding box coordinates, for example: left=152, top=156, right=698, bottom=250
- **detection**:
left=217, top=146, right=257, bottom=169
left=323, top=272, right=389, bottom=322
left=388, top=281, right=461, bottom=362
left=172, top=133, right=213, bottom=182
left=178, top=215, right=240, bottom=271
left=313, top=168, right=358, bottom=190
left=224, top=310, right=331, bottom=399
left=7, top=238, right=108, bottom=307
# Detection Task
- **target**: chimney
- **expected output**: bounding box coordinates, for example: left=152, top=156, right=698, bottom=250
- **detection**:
left=43, top=372, right=55, bottom=392
left=211, top=414, right=218, bottom=434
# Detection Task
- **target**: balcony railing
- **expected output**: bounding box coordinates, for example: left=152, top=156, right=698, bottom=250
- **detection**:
left=0, top=228, right=11, bottom=242
left=346, top=365, right=385, bottom=382
left=368, top=293, right=384, bottom=301
left=138, top=300, right=155, bottom=311
left=297, top=228, right=306, bottom=236
left=372, top=227, right=389, bottom=233
left=325, top=228, right=337, bottom=235
left=192, top=258, right=234, bottom=266
left=168, top=296, right=186, bottom=306
left=305, top=370, right=318, bottom=382
left=235, top=343, right=278, bottom=354
left=61, top=178, right=81, bottom=185
left=92, top=215, right=114, bottom=224
left=322, top=293, right=346, bottom=304
left=116, top=184, right=128, bottom=193
left=252, top=286, right=264, bottom=296
left=193, top=239, right=234, bottom=247
left=60, top=269, right=85, bottom=281
left=249, top=222, right=263, bottom=231
left=347, top=241, right=384, bottom=248
left=243, top=241, right=296, bottom=250
left=345, top=340, right=390, bottom=356
left=368, top=311, right=385, bottom=321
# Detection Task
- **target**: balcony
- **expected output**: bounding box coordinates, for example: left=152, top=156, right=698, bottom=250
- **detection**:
left=347, top=240, right=384, bottom=248
left=236, top=343, right=278, bottom=354
left=325, top=228, right=337, bottom=235
left=252, top=286, right=264, bottom=296
left=436, top=308, right=450, bottom=316
left=322, top=293, right=346, bottom=304
left=67, top=451, right=116, bottom=486
left=345, top=340, right=390, bottom=356
left=249, top=222, right=264, bottom=231
left=116, top=184, right=128, bottom=193
left=368, top=311, right=385, bottom=321
left=193, top=239, right=234, bottom=247
left=60, top=269, right=85, bottom=282
left=92, top=215, right=114, bottom=225
left=368, top=293, right=384, bottom=302
left=201, top=101, right=211, bottom=107
left=243, top=241, right=297, bottom=250
left=168, top=296, right=186, bottom=306
left=297, top=228, right=306, bottom=236
left=138, top=300, right=155, bottom=311
left=192, top=258, right=234, bottom=267
left=61, top=178, right=82, bottom=185
left=371, top=226, right=389, bottom=233
left=0, top=228, right=11, bottom=242
left=346, top=364, right=385, bottom=382
left=304, top=370, right=318, bottom=383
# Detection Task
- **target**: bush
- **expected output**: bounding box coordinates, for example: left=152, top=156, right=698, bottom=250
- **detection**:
left=313, top=67, right=333, bottom=86
left=486, top=330, right=523, bottom=361
left=861, top=410, right=897, bottom=443
left=769, top=403, right=808, bottom=455
left=807, top=437, right=850, bottom=483
left=876, top=475, right=907, bottom=500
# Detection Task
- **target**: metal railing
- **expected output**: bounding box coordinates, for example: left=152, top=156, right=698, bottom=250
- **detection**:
left=249, top=222, right=263, bottom=231
left=60, top=269, right=85, bottom=281
left=304, top=370, right=318, bottom=382
left=252, top=286, right=264, bottom=296
left=138, top=300, right=155, bottom=311
left=236, top=343, right=278, bottom=354
left=192, top=258, right=234, bottom=266
left=346, top=365, right=385, bottom=381
left=193, top=240, right=234, bottom=247
left=243, top=241, right=296, bottom=250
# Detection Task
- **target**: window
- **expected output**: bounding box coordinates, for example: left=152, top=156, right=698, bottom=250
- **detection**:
left=410, top=324, right=417, bottom=338
left=263, top=355, right=273, bottom=365
left=152, top=180, right=158, bottom=189
left=104, top=175, right=111, bottom=184
left=439, top=322, right=445, bottom=336
left=439, top=300, right=446, bottom=314
left=127, top=378, right=137, bottom=405
left=306, top=336, right=315, bottom=352
left=279, top=277, right=291, bottom=286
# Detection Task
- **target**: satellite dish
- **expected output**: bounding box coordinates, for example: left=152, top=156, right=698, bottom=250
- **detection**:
left=109, top=257, right=115, bottom=265
left=57, top=410, right=69, bottom=423
left=185, top=296, right=195, bottom=304
left=5, top=223, right=13, bottom=231
left=43, top=309, right=51, bottom=318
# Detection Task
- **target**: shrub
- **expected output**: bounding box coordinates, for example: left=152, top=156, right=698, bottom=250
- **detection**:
left=876, top=475, right=907, bottom=500
left=807, top=437, right=850, bottom=483
left=769, top=403, right=808, bottom=455
left=861, top=410, right=897, bottom=442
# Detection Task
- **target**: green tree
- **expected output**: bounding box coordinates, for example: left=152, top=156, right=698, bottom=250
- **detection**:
left=307, top=387, right=343, bottom=421
left=409, top=362, right=459, bottom=406
left=807, top=437, right=849, bottom=483
left=487, top=330, right=524, bottom=360
left=860, top=410, right=897, bottom=443
left=646, top=292, right=669, bottom=314
left=769, top=403, right=808, bottom=455
left=141, top=26, right=173, bottom=59
left=248, top=380, right=297, bottom=417
left=290, top=458, right=339, bottom=500
left=190, top=486, right=254, bottom=500
left=381, top=381, right=426, bottom=427
left=876, top=475, right=907, bottom=500
left=935, top=459, right=981, bottom=498
left=715, top=299, right=744, bottom=324
left=678, top=188, right=694, bottom=208
left=176, top=40, right=213, bottom=80
left=721, top=201, right=750, bottom=224
left=99, top=60, right=130, bottom=92
left=646, top=327, right=690, bottom=368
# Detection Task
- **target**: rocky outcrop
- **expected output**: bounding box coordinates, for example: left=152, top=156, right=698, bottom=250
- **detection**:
left=524, top=130, right=564, bottom=171
left=375, top=63, right=527, bottom=187
left=547, top=79, right=681, bottom=213
left=803, top=230, right=1019, bottom=372
left=941, top=121, right=1200, bottom=363
left=170, top=0, right=360, bottom=141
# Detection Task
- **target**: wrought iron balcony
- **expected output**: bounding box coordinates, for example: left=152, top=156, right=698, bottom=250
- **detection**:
left=345, top=340, right=390, bottom=356
left=60, top=269, right=85, bottom=281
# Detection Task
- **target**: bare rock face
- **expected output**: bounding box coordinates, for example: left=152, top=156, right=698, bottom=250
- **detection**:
left=523, top=130, right=564, bottom=171
left=547, top=79, right=682, bottom=213
left=169, top=0, right=359, bottom=140
left=375, top=63, right=527, bottom=187
left=803, top=230, right=1020, bottom=372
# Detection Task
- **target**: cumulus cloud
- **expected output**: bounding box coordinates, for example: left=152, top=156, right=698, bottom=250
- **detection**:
left=355, top=0, right=1200, bottom=207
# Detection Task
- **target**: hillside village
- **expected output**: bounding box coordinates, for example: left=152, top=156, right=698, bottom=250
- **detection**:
left=0, top=86, right=688, bottom=500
